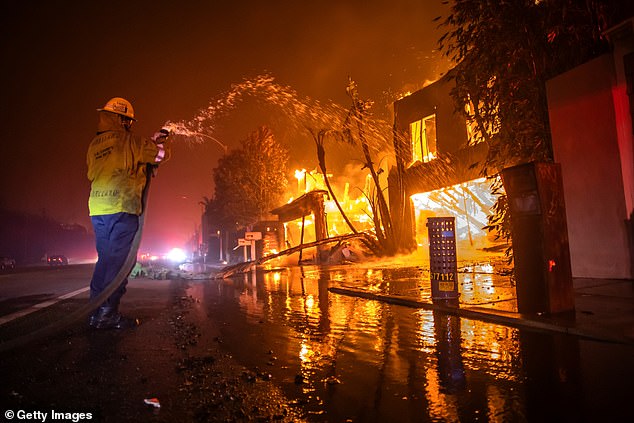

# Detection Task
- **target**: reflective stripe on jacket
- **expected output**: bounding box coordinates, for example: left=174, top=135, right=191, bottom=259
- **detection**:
left=87, top=112, right=170, bottom=216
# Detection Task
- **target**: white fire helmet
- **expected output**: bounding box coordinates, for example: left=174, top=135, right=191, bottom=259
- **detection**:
left=97, top=97, right=136, bottom=120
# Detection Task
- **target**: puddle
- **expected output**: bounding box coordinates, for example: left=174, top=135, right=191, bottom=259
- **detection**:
left=187, top=264, right=634, bottom=421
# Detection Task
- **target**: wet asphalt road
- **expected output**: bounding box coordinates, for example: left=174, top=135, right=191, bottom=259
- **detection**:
left=0, top=265, right=301, bottom=422
left=1, top=264, right=633, bottom=422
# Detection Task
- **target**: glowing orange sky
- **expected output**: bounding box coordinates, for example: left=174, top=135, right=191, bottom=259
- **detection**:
left=1, top=0, right=449, bottom=253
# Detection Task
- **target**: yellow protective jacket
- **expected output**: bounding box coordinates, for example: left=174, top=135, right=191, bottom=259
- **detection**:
left=87, top=112, right=170, bottom=216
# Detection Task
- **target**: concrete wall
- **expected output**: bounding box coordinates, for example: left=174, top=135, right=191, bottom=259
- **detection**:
left=547, top=54, right=633, bottom=279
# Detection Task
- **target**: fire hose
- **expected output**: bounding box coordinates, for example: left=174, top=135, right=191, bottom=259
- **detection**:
left=0, top=163, right=157, bottom=353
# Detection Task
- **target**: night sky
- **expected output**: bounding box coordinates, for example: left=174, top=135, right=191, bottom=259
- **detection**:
left=1, top=0, right=449, bottom=254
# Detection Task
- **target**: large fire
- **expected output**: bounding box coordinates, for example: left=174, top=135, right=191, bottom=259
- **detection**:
left=281, top=169, right=376, bottom=254
left=280, top=169, right=502, bottom=263
left=411, top=178, right=498, bottom=245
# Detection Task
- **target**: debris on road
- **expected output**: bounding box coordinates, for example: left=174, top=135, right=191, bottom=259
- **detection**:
left=143, top=397, right=161, bottom=408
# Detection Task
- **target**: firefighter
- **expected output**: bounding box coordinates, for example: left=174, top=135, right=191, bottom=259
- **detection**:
left=87, top=97, right=170, bottom=329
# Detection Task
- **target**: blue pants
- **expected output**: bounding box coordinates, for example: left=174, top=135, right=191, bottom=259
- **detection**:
left=90, top=213, right=139, bottom=308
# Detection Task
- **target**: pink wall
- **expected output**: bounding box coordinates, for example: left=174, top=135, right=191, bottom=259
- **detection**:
left=547, top=54, right=632, bottom=279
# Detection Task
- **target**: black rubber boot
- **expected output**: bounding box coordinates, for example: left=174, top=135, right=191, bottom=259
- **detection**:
left=89, top=306, right=137, bottom=329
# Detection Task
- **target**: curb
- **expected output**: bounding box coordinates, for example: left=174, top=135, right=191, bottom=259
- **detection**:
left=328, top=287, right=634, bottom=346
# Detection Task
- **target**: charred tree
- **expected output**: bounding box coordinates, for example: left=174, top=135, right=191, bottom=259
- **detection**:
left=344, top=78, right=396, bottom=255
left=308, top=128, right=359, bottom=235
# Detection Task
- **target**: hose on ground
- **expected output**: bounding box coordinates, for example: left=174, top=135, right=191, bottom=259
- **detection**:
left=0, top=165, right=155, bottom=352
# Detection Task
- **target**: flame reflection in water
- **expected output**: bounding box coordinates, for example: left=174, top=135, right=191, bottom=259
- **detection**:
left=188, top=264, right=631, bottom=422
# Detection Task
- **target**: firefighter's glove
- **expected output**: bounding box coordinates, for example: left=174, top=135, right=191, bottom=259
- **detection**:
left=151, top=128, right=170, bottom=144
left=151, top=129, right=169, bottom=164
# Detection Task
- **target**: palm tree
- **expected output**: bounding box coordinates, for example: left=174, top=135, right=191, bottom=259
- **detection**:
left=308, top=128, right=359, bottom=235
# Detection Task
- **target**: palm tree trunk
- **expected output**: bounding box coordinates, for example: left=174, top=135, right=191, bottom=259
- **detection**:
left=312, top=130, right=358, bottom=235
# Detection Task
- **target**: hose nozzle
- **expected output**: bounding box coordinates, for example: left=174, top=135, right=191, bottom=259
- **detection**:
left=152, top=127, right=171, bottom=143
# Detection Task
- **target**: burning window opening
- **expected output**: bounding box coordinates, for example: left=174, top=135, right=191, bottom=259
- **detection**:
left=465, top=100, right=479, bottom=144
left=409, top=114, right=437, bottom=166
left=464, top=94, right=500, bottom=145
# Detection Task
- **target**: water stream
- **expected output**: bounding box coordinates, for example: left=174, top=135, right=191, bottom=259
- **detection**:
left=163, top=74, right=394, bottom=159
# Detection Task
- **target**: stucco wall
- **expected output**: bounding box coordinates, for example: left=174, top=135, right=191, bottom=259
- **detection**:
left=547, top=54, right=632, bottom=279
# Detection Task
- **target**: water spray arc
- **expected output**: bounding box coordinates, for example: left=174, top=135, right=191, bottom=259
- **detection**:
left=156, top=74, right=401, bottom=263
left=161, top=122, right=228, bottom=153
left=159, top=74, right=393, bottom=157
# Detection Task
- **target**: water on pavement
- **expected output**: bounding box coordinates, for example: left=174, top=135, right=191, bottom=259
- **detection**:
left=187, top=263, right=634, bottom=422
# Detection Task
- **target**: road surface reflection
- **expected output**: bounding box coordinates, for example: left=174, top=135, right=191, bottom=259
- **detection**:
left=187, top=264, right=633, bottom=422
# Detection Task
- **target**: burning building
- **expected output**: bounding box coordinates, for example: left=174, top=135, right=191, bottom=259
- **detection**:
left=269, top=170, right=378, bottom=264
left=264, top=76, right=505, bottom=265
left=388, top=75, right=503, bottom=260
left=217, top=74, right=502, bottom=266
left=386, top=16, right=634, bottom=280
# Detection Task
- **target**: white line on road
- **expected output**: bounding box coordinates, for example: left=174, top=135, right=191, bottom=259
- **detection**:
left=0, top=287, right=90, bottom=325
